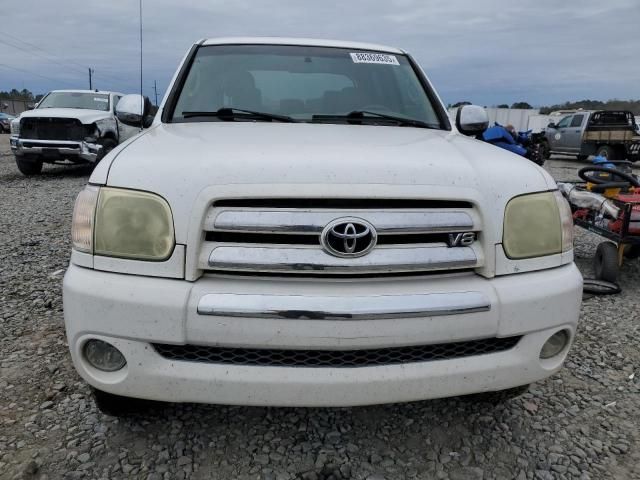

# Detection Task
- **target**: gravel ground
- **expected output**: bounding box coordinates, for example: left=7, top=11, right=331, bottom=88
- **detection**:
left=0, top=134, right=639, bottom=480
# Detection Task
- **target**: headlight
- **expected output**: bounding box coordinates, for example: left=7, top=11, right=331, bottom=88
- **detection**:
left=503, top=191, right=573, bottom=259
left=10, top=118, right=20, bottom=135
left=71, top=186, right=175, bottom=261
left=71, top=185, right=99, bottom=252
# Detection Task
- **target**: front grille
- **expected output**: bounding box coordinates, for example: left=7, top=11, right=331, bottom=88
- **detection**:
left=205, top=231, right=455, bottom=245
left=213, top=198, right=473, bottom=209
left=22, top=141, right=80, bottom=149
left=199, top=199, right=482, bottom=276
left=20, top=117, right=86, bottom=141
left=153, top=336, right=520, bottom=368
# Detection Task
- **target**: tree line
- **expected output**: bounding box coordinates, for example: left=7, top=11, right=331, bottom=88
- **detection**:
left=449, top=99, right=640, bottom=115
left=0, top=89, right=44, bottom=102
left=4, top=88, right=640, bottom=115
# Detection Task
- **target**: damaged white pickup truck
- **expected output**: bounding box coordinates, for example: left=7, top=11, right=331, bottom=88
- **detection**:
left=10, top=90, right=141, bottom=175
left=63, top=38, right=583, bottom=415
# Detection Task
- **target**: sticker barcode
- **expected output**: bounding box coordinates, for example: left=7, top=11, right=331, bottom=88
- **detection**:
left=350, top=52, right=400, bottom=65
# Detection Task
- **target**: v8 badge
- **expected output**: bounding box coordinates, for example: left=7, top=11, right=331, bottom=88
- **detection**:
left=447, top=232, right=476, bottom=247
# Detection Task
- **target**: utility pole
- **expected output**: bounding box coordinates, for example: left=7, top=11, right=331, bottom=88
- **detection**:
left=88, top=68, right=94, bottom=90
left=153, top=80, right=158, bottom=106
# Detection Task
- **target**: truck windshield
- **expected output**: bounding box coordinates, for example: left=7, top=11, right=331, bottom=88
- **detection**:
left=38, top=92, right=110, bottom=111
left=171, top=44, right=444, bottom=128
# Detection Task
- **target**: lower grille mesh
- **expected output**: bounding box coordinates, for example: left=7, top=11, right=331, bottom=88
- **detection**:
left=152, top=336, right=521, bottom=368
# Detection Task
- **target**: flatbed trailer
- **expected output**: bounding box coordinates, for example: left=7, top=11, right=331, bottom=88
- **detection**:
left=582, top=111, right=640, bottom=161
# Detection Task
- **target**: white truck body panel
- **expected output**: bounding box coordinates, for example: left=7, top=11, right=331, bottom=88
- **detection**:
left=63, top=37, right=582, bottom=407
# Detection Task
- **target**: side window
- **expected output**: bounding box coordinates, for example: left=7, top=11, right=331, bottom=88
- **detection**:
left=570, top=114, right=584, bottom=127
left=556, top=115, right=572, bottom=128
left=113, top=96, right=122, bottom=112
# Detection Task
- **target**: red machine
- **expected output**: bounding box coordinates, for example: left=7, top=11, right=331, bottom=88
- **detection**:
left=559, top=163, right=640, bottom=284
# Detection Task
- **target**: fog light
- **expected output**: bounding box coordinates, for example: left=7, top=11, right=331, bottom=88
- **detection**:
left=83, top=339, right=126, bottom=372
left=540, top=330, right=570, bottom=359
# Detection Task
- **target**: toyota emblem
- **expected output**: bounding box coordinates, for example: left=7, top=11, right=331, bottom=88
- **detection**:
left=320, top=217, right=377, bottom=258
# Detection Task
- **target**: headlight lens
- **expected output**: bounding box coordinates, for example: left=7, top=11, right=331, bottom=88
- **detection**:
left=554, top=190, right=574, bottom=253
left=94, top=187, right=175, bottom=260
left=503, top=191, right=573, bottom=259
left=71, top=185, right=99, bottom=252
left=10, top=118, right=20, bottom=135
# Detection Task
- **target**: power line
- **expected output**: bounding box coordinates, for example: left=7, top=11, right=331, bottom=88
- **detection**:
left=0, top=63, right=79, bottom=87
left=153, top=80, right=158, bottom=106
left=139, top=0, right=144, bottom=126
left=0, top=38, right=89, bottom=77
left=2, top=31, right=90, bottom=73
left=1, top=32, right=136, bottom=88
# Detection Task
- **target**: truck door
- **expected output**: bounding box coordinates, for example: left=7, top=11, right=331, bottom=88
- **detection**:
left=548, top=115, right=573, bottom=152
left=563, top=114, right=585, bottom=154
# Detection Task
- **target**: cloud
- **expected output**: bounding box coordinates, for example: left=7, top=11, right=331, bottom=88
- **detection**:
left=1, top=0, right=637, bottom=106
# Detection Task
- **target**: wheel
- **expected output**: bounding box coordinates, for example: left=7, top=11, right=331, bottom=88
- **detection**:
left=15, top=156, right=43, bottom=176
left=623, top=244, right=640, bottom=259
left=540, top=141, right=551, bottom=160
left=593, top=241, right=619, bottom=282
left=582, top=279, right=621, bottom=296
left=466, top=384, right=530, bottom=404
left=576, top=154, right=588, bottom=161
left=96, top=138, right=118, bottom=161
left=91, top=388, right=155, bottom=417
left=596, top=144, right=618, bottom=160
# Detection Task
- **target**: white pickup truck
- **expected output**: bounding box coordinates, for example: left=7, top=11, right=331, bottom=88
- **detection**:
left=10, top=90, right=141, bottom=175
left=63, top=38, right=582, bottom=415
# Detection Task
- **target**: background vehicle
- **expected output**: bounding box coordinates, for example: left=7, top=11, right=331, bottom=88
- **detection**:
left=543, top=110, right=640, bottom=161
left=482, top=123, right=546, bottom=165
left=0, top=112, right=15, bottom=133
left=63, top=38, right=582, bottom=415
left=10, top=90, right=141, bottom=175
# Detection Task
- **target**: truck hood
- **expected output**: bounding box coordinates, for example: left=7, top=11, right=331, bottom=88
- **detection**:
left=97, top=122, right=556, bottom=243
left=20, top=108, right=110, bottom=124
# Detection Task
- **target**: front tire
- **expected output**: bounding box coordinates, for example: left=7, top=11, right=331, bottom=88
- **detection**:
left=593, top=241, right=619, bottom=282
left=596, top=145, right=618, bottom=160
left=92, top=388, right=155, bottom=417
left=540, top=141, right=551, bottom=160
left=96, top=138, right=118, bottom=162
left=623, top=244, right=640, bottom=259
left=15, top=156, right=43, bottom=176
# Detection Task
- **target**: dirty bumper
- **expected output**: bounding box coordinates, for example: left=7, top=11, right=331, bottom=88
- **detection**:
left=11, top=138, right=101, bottom=162
left=63, top=263, right=583, bottom=406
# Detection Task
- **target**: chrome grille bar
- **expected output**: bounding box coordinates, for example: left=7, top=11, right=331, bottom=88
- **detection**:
left=206, top=209, right=475, bottom=234
left=197, top=291, right=491, bottom=319
left=207, top=245, right=478, bottom=274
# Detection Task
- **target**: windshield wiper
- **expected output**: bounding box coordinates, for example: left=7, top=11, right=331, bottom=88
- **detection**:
left=182, top=108, right=298, bottom=123
left=312, top=110, right=439, bottom=129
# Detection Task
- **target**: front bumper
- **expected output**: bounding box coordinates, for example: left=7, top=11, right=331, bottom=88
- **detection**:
left=11, top=137, right=100, bottom=162
left=63, top=263, right=583, bottom=406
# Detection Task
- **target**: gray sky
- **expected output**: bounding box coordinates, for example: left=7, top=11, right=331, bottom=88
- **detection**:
left=1, top=0, right=638, bottom=106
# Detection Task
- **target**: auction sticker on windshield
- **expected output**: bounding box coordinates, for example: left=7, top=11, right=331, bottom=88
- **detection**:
left=350, top=52, right=400, bottom=65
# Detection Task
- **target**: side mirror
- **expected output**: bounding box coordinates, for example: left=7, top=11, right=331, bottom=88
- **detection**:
left=456, top=105, right=489, bottom=136
left=547, top=122, right=556, bottom=129
left=116, top=94, right=153, bottom=128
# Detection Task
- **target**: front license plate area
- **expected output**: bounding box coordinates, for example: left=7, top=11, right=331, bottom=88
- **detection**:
left=42, top=148, right=60, bottom=158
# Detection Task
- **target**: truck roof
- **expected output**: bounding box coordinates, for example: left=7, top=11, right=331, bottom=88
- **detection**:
left=199, top=37, right=405, bottom=54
